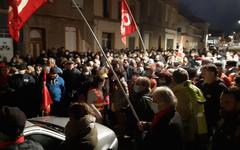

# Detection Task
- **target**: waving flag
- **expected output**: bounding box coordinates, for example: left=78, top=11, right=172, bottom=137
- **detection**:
left=8, top=0, right=48, bottom=42
left=42, top=71, right=53, bottom=115
left=121, top=0, right=137, bottom=45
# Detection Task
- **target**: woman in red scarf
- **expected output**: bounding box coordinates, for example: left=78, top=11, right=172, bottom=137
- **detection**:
left=138, top=86, right=184, bottom=150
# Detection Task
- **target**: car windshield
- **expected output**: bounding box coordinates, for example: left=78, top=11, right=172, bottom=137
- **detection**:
left=28, top=120, right=65, bottom=135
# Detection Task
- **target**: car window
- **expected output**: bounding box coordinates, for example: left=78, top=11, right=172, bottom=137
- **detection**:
left=26, top=134, right=63, bottom=150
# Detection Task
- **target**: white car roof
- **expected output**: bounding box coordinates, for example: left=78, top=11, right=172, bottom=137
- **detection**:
left=27, top=116, right=115, bottom=139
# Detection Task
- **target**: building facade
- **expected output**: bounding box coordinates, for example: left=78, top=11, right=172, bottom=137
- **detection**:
left=0, top=0, right=208, bottom=57
left=93, top=0, right=140, bottom=51
left=176, top=14, right=209, bottom=51
left=23, top=0, right=95, bottom=57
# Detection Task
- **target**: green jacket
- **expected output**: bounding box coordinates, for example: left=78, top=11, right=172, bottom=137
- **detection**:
left=173, top=80, right=208, bottom=140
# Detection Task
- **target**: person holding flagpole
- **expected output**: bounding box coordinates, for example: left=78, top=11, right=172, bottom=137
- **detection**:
left=72, top=0, right=141, bottom=123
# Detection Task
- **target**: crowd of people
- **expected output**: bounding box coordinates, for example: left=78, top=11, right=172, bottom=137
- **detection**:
left=0, top=46, right=240, bottom=150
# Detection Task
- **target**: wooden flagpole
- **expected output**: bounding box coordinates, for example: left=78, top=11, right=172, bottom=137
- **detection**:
left=72, top=0, right=140, bottom=122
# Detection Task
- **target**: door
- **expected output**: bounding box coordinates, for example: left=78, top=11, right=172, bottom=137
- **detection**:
left=167, top=39, right=174, bottom=49
left=144, top=33, right=150, bottom=50
left=30, top=28, right=45, bottom=58
left=30, top=41, right=42, bottom=57
left=102, top=32, right=114, bottom=50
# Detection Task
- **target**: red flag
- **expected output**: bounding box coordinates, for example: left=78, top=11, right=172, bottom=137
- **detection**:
left=8, top=0, right=48, bottom=42
left=42, top=71, right=53, bottom=115
left=121, top=0, right=137, bottom=45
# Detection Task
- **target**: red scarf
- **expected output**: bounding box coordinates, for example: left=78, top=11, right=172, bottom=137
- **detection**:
left=0, top=136, right=25, bottom=148
left=152, top=106, right=174, bottom=129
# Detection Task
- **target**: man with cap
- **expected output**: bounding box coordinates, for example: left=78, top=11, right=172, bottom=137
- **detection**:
left=47, top=67, right=65, bottom=116
left=0, top=106, right=44, bottom=150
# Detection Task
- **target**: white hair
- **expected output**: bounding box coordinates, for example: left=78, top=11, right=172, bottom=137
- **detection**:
left=152, top=86, right=177, bottom=107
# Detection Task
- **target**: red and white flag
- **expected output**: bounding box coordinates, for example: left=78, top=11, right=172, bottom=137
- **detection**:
left=8, top=0, right=48, bottom=42
left=121, top=0, right=137, bottom=45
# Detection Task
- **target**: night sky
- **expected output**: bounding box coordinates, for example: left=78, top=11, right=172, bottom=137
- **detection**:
left=180, top=0, right=240, bottom=34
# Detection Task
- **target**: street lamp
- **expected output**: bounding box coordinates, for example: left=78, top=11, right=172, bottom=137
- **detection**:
left=238, top=20, right=240, bottom=24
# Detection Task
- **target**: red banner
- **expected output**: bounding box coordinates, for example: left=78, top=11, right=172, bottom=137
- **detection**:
left=121, top=0, right=137, bottom=45
left=8, top=0, right=48, bottom=42
left=42, top=71, right=53, bottom=115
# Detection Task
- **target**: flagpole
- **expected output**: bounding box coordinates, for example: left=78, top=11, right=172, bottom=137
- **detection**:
left=72, top=0, right=140, bottom=122
left=123, top=0, right=147, bottom=53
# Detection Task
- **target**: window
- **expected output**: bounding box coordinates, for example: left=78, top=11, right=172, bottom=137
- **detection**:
left=158, top=2, right=162, bottom=21
left=102, top=32, right=114, bottom=49
left=130, top=5, right=136, bottom=19
left=118, top=1, right=121, bottom=20
left=0, top=28, right=10, bottom=37
left=158, top=35, right=162, bottom=49
left=165, top=5, right=169, bottom=22
left=0, top=37, right=14, bottom=62
left=177, top=28, right=182, bottom=33
left=129, top=37, right=135, bottom=51
left=0, top=1, right=8, bottom=9
left=147, top=0, right=151, bottom=17
left=72, top=0, right=84, bottom=8
left=26, top=134, right=63, bottom=150
left=30, top=30, right=42, bottom=39
left=65, top=27, right=77, bottom=51
left=103, top=0, right=110, bottom=17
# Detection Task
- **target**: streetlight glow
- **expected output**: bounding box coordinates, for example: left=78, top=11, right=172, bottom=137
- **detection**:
left=238, top=20, right=240, bottom=24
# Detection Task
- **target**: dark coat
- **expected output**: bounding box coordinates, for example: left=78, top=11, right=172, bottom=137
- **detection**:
left=127, top=92, right=154, bottom=139
left=4, top=73, right=38, bottom=118
left=211, top=113, right=240, bottom=150
left=143, top=107, right=184, bottom=150
left=62, top=68, right=81, bottom=100
left=131, top=92, right=154, bottom=122
left=3, top=139, right=44, bottom=150
left=198, top=79, right=227, bottom=129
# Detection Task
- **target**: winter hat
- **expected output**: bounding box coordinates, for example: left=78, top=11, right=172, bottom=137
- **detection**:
left=50, top=67, right=59, bottom=74
left=0, top=106, right=26, bottom=138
